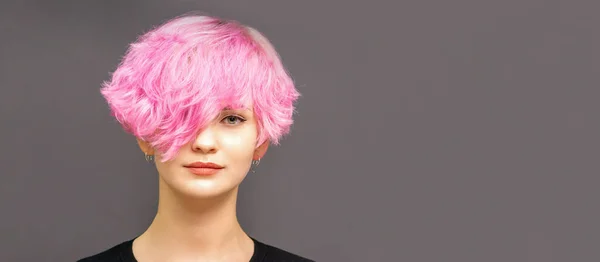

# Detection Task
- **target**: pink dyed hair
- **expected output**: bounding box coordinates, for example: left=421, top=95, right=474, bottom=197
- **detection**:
left=101, top=13, right=299, bottom=162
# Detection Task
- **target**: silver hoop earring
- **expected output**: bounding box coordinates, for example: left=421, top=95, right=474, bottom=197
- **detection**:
left=251, top=159, right=260, bottom=173
left=144, top=153, right=155, bottom=163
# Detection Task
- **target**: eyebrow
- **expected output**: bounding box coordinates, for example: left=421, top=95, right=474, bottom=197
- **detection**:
left=222, top=106, right=252, bottom=112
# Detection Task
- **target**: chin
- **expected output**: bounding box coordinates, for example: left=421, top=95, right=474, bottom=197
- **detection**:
left=168, top=179, right=240, bottom=199
left=158, top=169, right=247, bottom=198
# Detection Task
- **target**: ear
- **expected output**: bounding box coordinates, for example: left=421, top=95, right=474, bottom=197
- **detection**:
left=253, top=140, right=269, bottom=160
left=136, top=138, right=155, bottom=155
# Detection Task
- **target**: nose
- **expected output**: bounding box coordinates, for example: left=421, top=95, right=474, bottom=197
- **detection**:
left=192, top=126, right=218, bottom=154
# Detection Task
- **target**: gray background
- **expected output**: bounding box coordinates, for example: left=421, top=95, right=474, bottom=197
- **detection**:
left=1, top=0, right=598, bottom=261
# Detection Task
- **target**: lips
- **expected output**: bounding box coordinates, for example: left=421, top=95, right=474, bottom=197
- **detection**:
left=184, top=162, right=224, bottom=176
left=184, top=162, right=224, bottom=169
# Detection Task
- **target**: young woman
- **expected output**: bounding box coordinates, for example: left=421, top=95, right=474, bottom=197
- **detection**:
left=78, top=13, right=312, bottom=262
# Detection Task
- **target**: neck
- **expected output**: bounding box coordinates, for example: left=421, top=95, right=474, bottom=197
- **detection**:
left=133, top=178, right=253, bottom=261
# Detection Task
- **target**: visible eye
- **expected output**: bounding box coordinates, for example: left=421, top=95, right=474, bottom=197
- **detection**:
left=221, top=115, right=246, bottom=125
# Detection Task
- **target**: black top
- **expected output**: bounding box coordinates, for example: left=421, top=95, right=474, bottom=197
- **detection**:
left=77, top=237, right=314, bottom=262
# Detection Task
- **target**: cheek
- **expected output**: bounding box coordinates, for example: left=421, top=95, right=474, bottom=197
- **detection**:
left=222, top=135, right=254, bottom=155
left=154, top=159, right=175, bottom=179
left=221, top=134, right=243, bottom=146
left=154, top=150, right=185, bottom=174
left=219, top=129, right=257, bottom=159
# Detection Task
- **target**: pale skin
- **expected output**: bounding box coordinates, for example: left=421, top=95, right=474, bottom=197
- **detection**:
left=133, top=107, right=269, bottom=262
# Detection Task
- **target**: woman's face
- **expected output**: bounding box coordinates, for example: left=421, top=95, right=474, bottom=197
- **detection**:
left=139, top=107, right=268, bottom=198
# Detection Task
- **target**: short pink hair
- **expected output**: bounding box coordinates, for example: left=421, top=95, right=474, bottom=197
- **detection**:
left=101, top=13, right=299, bottom=161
